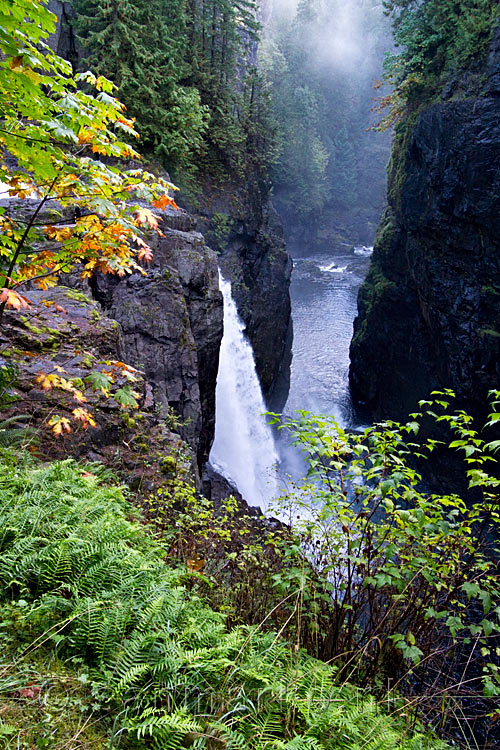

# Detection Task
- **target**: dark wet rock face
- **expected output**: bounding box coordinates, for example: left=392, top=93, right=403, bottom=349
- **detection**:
left=92, top=208, right=223, bottom=469
left=350, top=29, right=500, bottom=428
left=46, top=1, right=80, bottom=67
left=206, top=183, right=293, bottom=408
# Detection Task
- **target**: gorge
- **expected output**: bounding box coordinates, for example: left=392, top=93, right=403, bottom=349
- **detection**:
left=1, top=1, right=500, bottom=748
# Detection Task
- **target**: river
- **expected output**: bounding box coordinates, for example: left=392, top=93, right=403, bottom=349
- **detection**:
left=283, top=242, right=372, bottom=427
left=273, top=241, right=372, bottom=486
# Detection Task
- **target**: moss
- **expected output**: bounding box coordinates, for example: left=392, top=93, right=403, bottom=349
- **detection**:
left=478, top=327, right=500, bottom=338
left=81, top=354, right=96, bottom=368
left=19, top=318, right=45, bottom=336
left=64, top=288, right=93, bottom=305
left=90, top=308, right=101, bottom=322
left=386, top=114, right=418, bottom=212
left=160, top=454, right=177, bottom=474
left=352, top=264, right=396, bottom=348
left=372, top=208, right=397, bottom=267
left=481, top=284, right=500, bottom=298
left=121, top=413, right=137, bottom=429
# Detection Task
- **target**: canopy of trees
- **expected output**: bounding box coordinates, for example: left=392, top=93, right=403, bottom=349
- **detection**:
left=260, top=0, right=393, bottom=233
left=75, top=0, right=276, bottom=185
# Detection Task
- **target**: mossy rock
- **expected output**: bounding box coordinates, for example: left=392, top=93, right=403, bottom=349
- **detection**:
left=64, top=289, right=93, bottom=305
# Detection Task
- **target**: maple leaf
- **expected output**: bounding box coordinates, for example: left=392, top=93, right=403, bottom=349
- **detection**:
left=78, top=128, right=94, bottom=144
left=85, top=370, right=114, bottom=394
left=114, top=386, right=140, bottom=409
left=138, top=245, right=153, bottom=263
left=0, top=1, right=179, bottom=329
left=35, top=372, right=61, bottom=391
left=72, top=407, right=97, bottom=429
left=71, top=388, right=87, bottom=404
left=0, top=288, right=31, bottom=310
left=134, top=208, right=159, bottom=229
left=152, top=193, right=178, bottom=211
left=113, top=361, right=139, bottom=373
left=48, top=415, right=72, bottom=435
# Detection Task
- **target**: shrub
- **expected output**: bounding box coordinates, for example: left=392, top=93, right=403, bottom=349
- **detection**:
left=268, top=391, right=500, bottom=737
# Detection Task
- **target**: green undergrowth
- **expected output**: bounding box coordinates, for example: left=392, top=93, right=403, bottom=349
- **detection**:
left=0, top=449, right=448, bottom=749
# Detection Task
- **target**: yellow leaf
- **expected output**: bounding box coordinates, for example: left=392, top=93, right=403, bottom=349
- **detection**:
left=134, top=208, right=159, bottom=229
left=48, top=416, right=72, bottom=435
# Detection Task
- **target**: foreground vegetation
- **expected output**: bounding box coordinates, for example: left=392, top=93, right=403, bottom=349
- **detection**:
left=0, top=448, right=450, bottom=749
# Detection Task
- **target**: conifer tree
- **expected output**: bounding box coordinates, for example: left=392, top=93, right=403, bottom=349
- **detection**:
left=75, top=0, right=208, bottom=170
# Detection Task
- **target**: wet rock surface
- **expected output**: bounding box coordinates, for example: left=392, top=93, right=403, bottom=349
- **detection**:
left=200, top=179, right=293, bottom=408
left=0, top=286, right=193, bottom=492
left=91, top=207, right=223, bottom=469
left=350, top=27, right=500, bottom=430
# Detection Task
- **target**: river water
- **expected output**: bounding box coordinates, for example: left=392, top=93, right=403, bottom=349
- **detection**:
left=283, top=243, right=372, bottom=427
left=272, top=242, right=372, bottom=486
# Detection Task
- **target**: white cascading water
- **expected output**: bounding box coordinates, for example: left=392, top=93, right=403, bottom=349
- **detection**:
left=210, top=273, right=279, bottom=510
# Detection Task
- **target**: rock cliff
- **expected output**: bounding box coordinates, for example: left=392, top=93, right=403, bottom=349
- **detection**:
left=198, top=178, right=292, bottom=408
left=90, top=207, right=223, bottom=469
left=1, top=195, right=223, bottom=475
left=349, top=26, right=500, bottom=426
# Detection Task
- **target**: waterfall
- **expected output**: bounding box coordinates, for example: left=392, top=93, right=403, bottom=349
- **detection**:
left=210, top=274, right=279, bottom=510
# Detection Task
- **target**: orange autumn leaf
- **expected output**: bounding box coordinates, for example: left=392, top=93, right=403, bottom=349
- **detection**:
left=91, top=143, right=108, bottom=155
left=77, top=128, right=94, bottom=144
left=134, top=208, right=159, bottom=229
left=138, top=245, right=153, bottom=263
left=72, top=407, right=97, bottom=429
left=152, top=193, right=178, bottom=211
left=113, top=362, right=139, bottom=373
left=0, top=288, right=31, bottom=310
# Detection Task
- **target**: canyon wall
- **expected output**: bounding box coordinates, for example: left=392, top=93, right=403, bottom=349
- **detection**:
left=350, top=27, right=500, bottom=428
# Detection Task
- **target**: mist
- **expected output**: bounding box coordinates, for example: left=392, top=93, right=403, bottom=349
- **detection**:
left=262, top=0, right=390, bottom=75
left=260, top=0, right=393, bottom=250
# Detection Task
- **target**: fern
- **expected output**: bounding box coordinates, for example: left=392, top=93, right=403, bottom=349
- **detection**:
left=0, top=449, right=450, bottom=750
